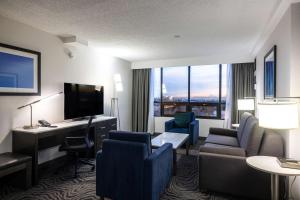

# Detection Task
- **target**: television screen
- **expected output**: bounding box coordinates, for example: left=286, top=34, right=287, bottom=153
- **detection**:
left=64, top=83, right=104, bottom=120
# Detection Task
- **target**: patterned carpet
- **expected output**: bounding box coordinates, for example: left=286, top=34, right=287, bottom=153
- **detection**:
left=0, top=144, right=243, bottom=200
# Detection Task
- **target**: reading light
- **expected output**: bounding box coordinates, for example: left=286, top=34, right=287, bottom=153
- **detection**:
left=238, top=99, right=255, bottom=111
left=258, top=101, right=299, bottom=129
left=18, top=92, right=63, bottom=129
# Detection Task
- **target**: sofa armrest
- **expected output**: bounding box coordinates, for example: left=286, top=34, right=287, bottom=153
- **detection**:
left=189, top=120, right=199, bottom=145
left=209, top=127, right=237, bottom=137
left=200, top=145, right=246, bottom=157
left=198, top=152, right=271, bottom=200
left=144, top=143, right=173, bottom=200
left=165, top=119, right=175, bottom=131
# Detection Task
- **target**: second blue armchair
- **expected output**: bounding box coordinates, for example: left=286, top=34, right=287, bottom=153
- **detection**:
left=165, top=112, right=199, bottom=145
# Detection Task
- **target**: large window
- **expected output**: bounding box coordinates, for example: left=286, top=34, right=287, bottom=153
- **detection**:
left=154, top=64, right=227, bottom=119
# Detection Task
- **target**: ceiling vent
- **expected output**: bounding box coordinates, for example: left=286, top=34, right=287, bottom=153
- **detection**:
left=60, top=35, right=88, bottom=47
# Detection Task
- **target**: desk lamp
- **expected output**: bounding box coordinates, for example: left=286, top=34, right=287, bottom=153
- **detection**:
left=18, top=92, right=63, bottom=129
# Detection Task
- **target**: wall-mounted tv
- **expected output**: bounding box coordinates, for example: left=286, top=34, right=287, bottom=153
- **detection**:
left=64, top=83, right=104, bottom=120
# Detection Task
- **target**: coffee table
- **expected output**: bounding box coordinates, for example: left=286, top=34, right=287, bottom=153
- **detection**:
left=151, top=132, right=189, bottom=175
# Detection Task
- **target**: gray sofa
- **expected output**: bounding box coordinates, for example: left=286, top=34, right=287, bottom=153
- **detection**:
left=198, top=112, right=285, bottom=199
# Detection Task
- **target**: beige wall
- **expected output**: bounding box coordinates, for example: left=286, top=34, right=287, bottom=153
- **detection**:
left=0, top=16, right=132, bottom=160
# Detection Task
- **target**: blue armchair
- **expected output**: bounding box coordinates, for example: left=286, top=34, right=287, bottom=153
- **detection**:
left=96, top=131, right=173, bottom=200
left=165, top=112, right=199, bottom=145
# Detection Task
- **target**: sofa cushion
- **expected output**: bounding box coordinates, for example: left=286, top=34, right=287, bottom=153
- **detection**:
left=200, top=143, right=246, bottom=157
left=237, top=112, right=252, bottom=142
left=167, top=128, right=188, bottom=134
left=239, top=116, right=264, bottom=156
left=205, top=134, right=239, bottom=147
left=174, top=112, right=193, bottom=128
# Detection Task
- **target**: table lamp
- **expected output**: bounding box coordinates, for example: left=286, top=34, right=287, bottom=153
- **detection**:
left=258, top=100, right=299, bottom=169
left=236, top=98, right=255, bottom=124
left=258, top=101, right=298, bottom=129
left=237, top=98, right=255, bottom=111
left=18, top=92, right=63, bottom=129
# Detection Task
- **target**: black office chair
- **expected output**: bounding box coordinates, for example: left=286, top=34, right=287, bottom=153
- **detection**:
left=59, top=116, right=95, bottom=178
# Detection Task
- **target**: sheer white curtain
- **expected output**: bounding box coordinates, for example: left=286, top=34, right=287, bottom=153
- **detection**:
left=224, top=64, right=233, bottom=128
left=147, top=68, right=155, bottom=134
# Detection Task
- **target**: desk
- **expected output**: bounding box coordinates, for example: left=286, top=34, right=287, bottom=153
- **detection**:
left=246, top=156, right=300, bottom=200
left=12, top=116, right=117, bottom=184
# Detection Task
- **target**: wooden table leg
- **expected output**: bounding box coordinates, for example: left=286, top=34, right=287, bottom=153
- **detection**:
left=186, top=140, right=190, bottom=156
left=173, top=150, right=177, bottom=175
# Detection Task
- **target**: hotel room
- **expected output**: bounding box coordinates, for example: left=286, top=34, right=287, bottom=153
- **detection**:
left=0, top=0, right=300, bottom=200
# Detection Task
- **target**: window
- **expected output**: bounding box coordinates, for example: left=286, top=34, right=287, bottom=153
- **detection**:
left=162, top=67, right=188, bottom=116
left=154, top=64, right=228, bottom=119
left=190, top=65, right=219, bottom=117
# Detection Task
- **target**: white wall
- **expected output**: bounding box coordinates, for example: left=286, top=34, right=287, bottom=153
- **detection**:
left=0, top=16, right=132, bottom=157
left=155, top=117, right=224, bottom=137
left=255, top=2, right=300, bottom=198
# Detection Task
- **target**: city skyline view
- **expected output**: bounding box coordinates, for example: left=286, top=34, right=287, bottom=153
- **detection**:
left=154, top=64, right=227, bottom=100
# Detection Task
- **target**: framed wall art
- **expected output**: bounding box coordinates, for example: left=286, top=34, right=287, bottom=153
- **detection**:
left=0, top=43, right=41, bottom=96
left=264, top=45, right=276, bottom=99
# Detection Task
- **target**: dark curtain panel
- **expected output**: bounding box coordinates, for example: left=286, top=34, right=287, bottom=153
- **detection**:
left=132, top=68, right=151, bottom=132
left=231, top=63, right=255, bottom=123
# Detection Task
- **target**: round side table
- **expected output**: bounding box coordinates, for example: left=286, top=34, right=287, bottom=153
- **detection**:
left=246, top=156, right=300, bottom=200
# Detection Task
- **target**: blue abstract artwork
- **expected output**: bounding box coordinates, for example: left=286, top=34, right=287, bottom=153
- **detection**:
left=0, top=52, right=34, bottom=89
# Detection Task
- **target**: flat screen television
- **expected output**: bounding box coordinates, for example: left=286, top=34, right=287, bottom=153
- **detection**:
left=64, top=83, right=104, bottom=120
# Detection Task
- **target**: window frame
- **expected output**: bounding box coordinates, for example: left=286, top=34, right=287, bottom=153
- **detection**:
left=157, top=65, right=226, bottom=119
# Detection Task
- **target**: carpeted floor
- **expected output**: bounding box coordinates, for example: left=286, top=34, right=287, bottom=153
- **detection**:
left=0, top=142, right=244, bottom=200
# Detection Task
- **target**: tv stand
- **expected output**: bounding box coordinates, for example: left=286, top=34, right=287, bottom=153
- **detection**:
left=12, top=116, right=117, bottom=185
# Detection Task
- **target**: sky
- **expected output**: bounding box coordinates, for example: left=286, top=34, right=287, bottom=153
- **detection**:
left=154, top=65, right=227, bottom=99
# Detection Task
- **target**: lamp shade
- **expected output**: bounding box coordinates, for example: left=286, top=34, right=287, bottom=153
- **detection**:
left=258, top=102, right=299, bottom=129
left=237, top=99, right=255, bottom=110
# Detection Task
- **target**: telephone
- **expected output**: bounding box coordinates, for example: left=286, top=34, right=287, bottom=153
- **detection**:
left=38, top=120, right=57, bottom=128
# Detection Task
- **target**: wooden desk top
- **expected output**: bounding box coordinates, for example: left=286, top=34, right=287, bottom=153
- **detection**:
left=12, top=116, right=116, bottom=134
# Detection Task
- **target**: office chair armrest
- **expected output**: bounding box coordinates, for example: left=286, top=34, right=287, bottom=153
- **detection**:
left=165, top=119, right=175, bottom=131
left=66, top=136, right=85, bottom=139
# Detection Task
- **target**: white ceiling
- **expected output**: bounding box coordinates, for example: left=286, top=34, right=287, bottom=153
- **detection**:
left=0, top=0, right=281, bottom=62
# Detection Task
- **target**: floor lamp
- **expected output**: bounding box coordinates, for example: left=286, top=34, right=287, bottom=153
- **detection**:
left=110, top=97, right=120, bottom=130
left=110, top=74, right=123, bottom=130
